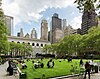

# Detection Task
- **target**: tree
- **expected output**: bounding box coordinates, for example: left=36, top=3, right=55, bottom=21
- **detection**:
left=9, top=42, right=33, bottom=57
left=74, top=0, right=100, bottom=13
left=0, top=0, right=9, bottom=54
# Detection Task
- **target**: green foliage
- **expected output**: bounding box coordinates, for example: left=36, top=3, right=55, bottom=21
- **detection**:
left=74, top=0, right=100, bottom=13
left=0, top=1, right=9, bottom=54
left=9, top=42, right=33, bottom=57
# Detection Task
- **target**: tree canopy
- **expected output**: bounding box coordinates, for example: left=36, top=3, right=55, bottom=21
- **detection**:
left=74, top=0, right=100, bottom=13
left=0, top=1, right=9, bottom=54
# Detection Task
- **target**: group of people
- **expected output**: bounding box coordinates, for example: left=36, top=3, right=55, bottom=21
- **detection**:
left=32, top=59, right=55, bottom=69
left=80, top=59, right=94, bottom=79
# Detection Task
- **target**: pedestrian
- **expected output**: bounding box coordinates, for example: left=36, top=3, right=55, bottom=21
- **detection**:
left=84, top=61, right=91, bottom=79
left=89, top=60, right=94, bottom=72
left=80, top=59, right=83, bottom=66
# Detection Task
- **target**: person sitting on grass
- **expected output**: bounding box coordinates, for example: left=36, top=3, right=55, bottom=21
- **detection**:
left=21, top=62, right=27, bottom=69
left=47, top=59, right=54, bottom=68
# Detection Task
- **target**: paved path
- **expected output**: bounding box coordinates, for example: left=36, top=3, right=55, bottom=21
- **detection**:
left=0, top=62, right=16, bottom=79
left=64, top=72, right=100, bottom=79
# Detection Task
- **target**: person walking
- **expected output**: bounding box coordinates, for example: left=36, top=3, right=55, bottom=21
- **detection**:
left=84, top=61, right=91, bottom=79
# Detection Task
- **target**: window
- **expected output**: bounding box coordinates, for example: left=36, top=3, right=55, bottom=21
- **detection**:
left=41, top=44, right=43, bottom=47
left=28, top=42, right=30, bottom=45
left=32, top=43, right=35, bottom=46
left=36, top=43, right=39, bottom=46
left=12, top=41, right=14, bottom=42
left=17, top=41, right=20, bottom=43
left=23, top=42, right=25, bottom=44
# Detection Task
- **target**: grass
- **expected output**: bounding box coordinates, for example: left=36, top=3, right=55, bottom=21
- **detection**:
left=18, top=59, right=100, bottom=79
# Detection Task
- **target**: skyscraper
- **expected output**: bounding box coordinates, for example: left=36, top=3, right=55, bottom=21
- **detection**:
left=17, top=28, right=23, bottom=37
left=4, top=15, right=13, bottom=36
left=41, top=19, right=48, bottom=41
left=20, top=28, right=24, bottom=37
left=31, top=28, right=37, bottom=39
left=81, top=3, right=98, bottom=34
left=51, top=13, right=62, bottom=43
left=52, top=13, right=62, bottom=30
left=62, top=19, right=67, bottom=30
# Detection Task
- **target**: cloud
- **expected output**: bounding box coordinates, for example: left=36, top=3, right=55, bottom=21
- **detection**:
left=69, top=15, right=82, bottom=29
left=2, top=0, right=75, bottom=25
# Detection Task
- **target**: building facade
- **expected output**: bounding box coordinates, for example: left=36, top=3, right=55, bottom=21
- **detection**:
left=4, top=15, right=13, bottom=36
left=62, top=19, right=67, bottom=30
left=53, top=28, right=64, bottom=43
left=8, top=36, right=51, bottom=57
left=81, top=4, right=98, bottom=34
left=64, top=25, right=77, bottom=36
left=17, top=28, right=24, bottom=37
left=41, top=19, right=48, bottom=41
left=51, top=13, right=62, bottom=43
left=31, top=28, right=37, bottom=39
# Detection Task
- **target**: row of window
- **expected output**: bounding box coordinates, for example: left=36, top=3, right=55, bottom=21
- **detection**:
left=12, top=41, right=47, bottom=47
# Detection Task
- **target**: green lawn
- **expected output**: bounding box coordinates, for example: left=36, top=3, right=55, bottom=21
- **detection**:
left=18, top=59, right=100, bottom=79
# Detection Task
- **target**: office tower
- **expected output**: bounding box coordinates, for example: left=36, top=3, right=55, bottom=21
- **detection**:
left=51, top=13, right=62, bottom=43
left=20, top=28, right=23, bottom=37
left=64, top=25, right=77, bottom=36
left=17, top=28, right=23, bottom=37
left=77, top=28, right=81, bottom=34
left=62, top=19, right=67, bottom=30
left=17, top=32, right=20, bottom=37
left=81, top=3, right=98, bottom=34
left=52, top=13, right=62, bottom=30
left=48, top=31, right=50, bottom=41
left=4, top=15, right=14, bottom=36
left=31, top=28, right=37, bottom=39
left=41, top=19, right=48, bottom=41
left=53, top=28, right=64, bottom=43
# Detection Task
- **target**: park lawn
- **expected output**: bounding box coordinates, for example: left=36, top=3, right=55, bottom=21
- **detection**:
left=19, top=59, right=82, bottom=79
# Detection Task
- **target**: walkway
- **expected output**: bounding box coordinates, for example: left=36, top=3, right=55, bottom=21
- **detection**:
left=0, top=62, right=16, bottom=79
left=64, top=72, right=100, bottom=79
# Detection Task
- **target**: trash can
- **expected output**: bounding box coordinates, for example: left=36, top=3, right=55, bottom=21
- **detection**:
left=95, top=66, right=98, bottom=73
left=19, top=72, right=27, bottom=79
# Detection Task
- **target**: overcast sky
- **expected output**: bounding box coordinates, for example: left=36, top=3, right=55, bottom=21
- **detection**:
left=2, top=0, right=82, bottom=38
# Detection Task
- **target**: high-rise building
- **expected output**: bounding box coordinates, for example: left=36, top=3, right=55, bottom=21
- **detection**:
left=64, top=25, right=77, bottom=36
left=17, top=28, right=23, bottom=37
left=31, top=28, right=37, bottom=39
left=51, top=13, right=62, bottom=43
left=62, top=19, right=67, bottom=30
left=77, top=28, right=81, bottom=34
left=41, top=19, right=48, bottom=41
left=4, top=15, right=13, bottom=36
left=53, top=28, right=64, bottom=43
left=17, top=32, right=20, bottom=37
left=20, top=28, right=23, bottom=37
left=81, top=3, right=98, bottom=34
left=48, top=31, right=50, bottom=41
left=52, top=13, right=62, bottom=30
